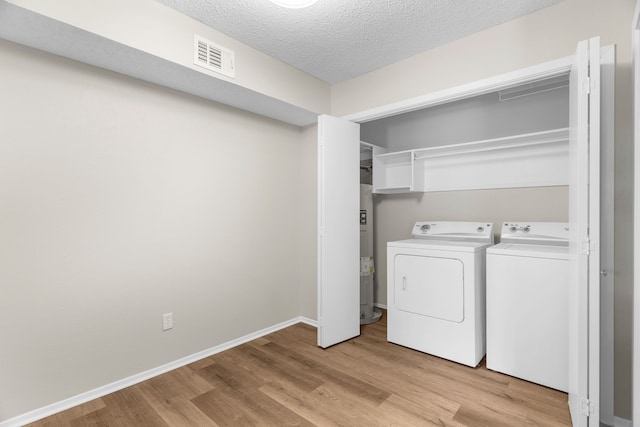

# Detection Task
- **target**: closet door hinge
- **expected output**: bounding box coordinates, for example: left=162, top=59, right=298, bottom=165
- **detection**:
left=582, top=77, right=591, bottom=95
left=580, top=398, right=593, bottom=417
left=581, top=238, right=592, bottom=255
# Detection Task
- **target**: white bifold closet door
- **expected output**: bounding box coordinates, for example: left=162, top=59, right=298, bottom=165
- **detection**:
left=317, top=114, right=360, bottom=348
left=568, top=36, right=601, bottom=427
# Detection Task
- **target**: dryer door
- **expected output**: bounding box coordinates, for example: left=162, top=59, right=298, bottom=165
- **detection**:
left=394, top=254, right=464, bottom=323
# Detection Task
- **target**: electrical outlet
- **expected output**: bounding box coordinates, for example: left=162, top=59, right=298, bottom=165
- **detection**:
left=162, top=312, right=173, bottom=331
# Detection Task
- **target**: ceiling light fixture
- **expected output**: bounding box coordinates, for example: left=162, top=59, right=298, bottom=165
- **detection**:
left=270, top=0, right=318, bottom=9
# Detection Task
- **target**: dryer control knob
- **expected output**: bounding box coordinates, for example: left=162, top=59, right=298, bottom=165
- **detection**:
left=509, top=226, right=517, bottom=233
left=420, top=224, right=431, bottom=232
left=523, top=226, right=530, bottom=233
left=477, top=226, right=484, bottom=233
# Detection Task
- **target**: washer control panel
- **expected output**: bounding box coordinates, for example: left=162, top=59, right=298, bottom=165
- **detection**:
left=500, top=222, right=569, bottom=245
left=506, top=223, right=531, bottom=234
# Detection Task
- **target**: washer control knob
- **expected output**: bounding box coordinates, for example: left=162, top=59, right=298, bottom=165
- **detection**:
left=420, top=224, right=430, bottom=232
left=477, top=226, right=484, bottom=233
left=523, top=226, right=530, bottom=233
left=509, top=226, right=517, bottom=233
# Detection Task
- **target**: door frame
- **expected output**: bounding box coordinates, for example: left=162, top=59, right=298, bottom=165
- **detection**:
left=599, top=44, right=615, bottom=427
left=633, top=0, right=640, bottom=423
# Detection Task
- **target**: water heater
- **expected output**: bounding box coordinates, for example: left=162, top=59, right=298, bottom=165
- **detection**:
left=360, top=184, right=381, bottom=324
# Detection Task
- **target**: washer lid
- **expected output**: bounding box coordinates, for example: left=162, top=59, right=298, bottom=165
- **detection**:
left=388, top=238, right=493, bottom=253
left=487, top=242, right=569, bottom=260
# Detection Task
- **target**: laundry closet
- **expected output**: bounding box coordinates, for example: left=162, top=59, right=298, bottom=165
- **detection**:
left=317, top=38, right=613, bottom=427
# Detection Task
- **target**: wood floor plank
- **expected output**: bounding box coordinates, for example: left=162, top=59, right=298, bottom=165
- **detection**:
left=265, top=326, right=466, bottom=414
left=196, top=360, right=262, bottom=390
left=252, top=336, right=272, bottom=346
left=192, top=384, right=317, bottom=427
left=376, top=394, right=467, bottom=427
left=138, top=365, right=214, bottom=400
left=300, top=382, right=393, bottom=427
left=501, top=379, right=571, bottom=423
left=190, top=388, right=256, bottom=427
left=26, top=399, right=106, bottom=427
left=220, top=343, right=324, bottom=392
left=69, top=387, right=170, bottom=427
left=506, top=374, right=569, bottom=404
left=304, top=339, right=463, bottom=417
left=187, top=356, right=216, bottom=371
left=257, top=383, right=340, bottom=427
left=192, top=362, right=316, bottom=426
left=453, top=399, right=571, bottom=427
left=453, top=401, right=531, bottom=427
left=332, top=321, right=568, bottom=426
left=260, top=341, right=391, bottom=405
left=135, top=366, right=216, bottom=427
left=419, top=368, right=569, bottom=426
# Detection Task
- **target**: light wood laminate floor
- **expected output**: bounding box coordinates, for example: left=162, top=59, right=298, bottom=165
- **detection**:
left=29, top=311, right=571, bottom=426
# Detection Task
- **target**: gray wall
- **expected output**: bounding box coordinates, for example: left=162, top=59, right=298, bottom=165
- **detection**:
left=361, top=86, right=569, bottom=151
left=0, top=39, right=305, bottom=421
left=372, top=188, right=569, bottom=306
left=299, top=124, right=318, bottom=320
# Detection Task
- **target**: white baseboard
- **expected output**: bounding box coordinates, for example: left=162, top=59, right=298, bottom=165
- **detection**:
left=0, top=316, right=310, bottom=427
left=299, top=316, right=318, bottom=327
left=374, top=303, right=387, bottom=310
left=614, top=416, right=632, bottom=427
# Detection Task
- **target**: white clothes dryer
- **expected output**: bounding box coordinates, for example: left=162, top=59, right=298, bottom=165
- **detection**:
left=486, top=222, right=569, bottom=392
left=387, top=221, right=494, bottom=367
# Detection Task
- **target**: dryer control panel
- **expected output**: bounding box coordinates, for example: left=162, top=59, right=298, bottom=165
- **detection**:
left=411, top=221, right=494, bottom=243
left=500, top=222, right=569, bottom=246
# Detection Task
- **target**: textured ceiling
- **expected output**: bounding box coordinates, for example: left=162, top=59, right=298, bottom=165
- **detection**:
left=155, top=0, right=564, bottom=84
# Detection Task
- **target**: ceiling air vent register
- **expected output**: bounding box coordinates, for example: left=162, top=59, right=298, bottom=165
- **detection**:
left=194, top=34, right=235, bottom=78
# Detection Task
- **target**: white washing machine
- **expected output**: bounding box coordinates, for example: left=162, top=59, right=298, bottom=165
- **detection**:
left=387, top=221, right=494, bottom=367
left=486, top=221, right=569, bottom=392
